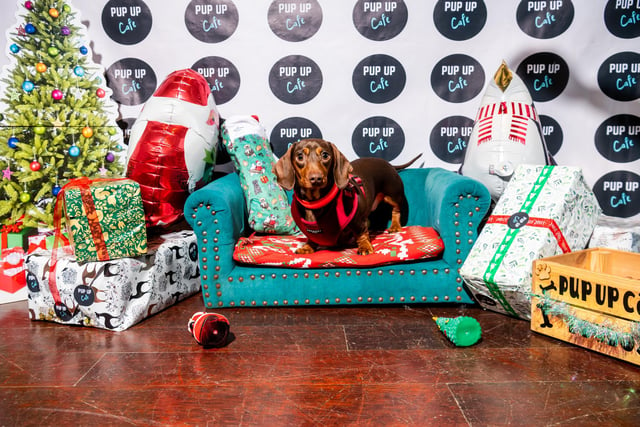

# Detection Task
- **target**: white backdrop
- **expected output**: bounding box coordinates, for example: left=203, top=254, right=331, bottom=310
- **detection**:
left=1, top=0, right=639, bottom=219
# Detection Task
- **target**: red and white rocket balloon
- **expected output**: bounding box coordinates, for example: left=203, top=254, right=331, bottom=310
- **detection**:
left=126, top=69, right=220, bottom=227
left=461, top=61, right=551, bottom=201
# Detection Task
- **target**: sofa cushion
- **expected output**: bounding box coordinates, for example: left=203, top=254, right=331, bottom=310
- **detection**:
left=233, top=226, right=444, bottom=268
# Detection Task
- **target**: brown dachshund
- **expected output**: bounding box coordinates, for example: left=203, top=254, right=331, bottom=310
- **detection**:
left=274, top=138, right=417, bottom=255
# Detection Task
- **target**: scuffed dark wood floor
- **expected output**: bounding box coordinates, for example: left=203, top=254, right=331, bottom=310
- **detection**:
left=1, top=294, right=639, bottom=426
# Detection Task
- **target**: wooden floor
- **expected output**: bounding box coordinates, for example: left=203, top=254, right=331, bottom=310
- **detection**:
left=1, top=294, right=639, bottom=426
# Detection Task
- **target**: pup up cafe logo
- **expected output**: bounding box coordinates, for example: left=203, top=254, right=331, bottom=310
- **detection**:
left=184, top=0, right=239, bottom=43
left=191, top=56, right=240, bottom=104
left=106, top=58, right=157, bottom=106
left=593, top=171, right=640, bottom=218
left=101, top=0, right=152, bottom=45
left=594, top=114, right=640, bottom=164
left=516, top=52, right=569, bottom=102
left=429, top=116, right=474, bottom=164
left=433, top=0, right=487, bottom=41
left=604, top=0, right=640, bottom=39
left=352, top=0, right=408, bottom=41
left=597, top=52, right=640, bottom=102
left=270, top=117, right=323, bottom=158
left=352, top=116, right=405, bottom=161
left=431, top=54, right=484, bottom=103
left=516, top=0, right=574, bottom=39
left=352, top=54, right=406, bottom=103
left=269, top=56, right=323, bottom=104
left=268, top=0, right=323, bottom=42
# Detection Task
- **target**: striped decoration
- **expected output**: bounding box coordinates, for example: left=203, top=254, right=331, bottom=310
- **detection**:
left=475, top=101, right=539, bottom=145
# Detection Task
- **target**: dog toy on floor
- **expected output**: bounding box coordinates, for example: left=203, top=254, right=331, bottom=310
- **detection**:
left=188, top=312, right=230, bottom=348
left=433, top=316, right=482, bottom=347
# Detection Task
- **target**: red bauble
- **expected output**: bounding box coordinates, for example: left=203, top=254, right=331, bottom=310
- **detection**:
left=30, top=160, right=41, bottom=171
left=96, top=88, right=106, bottom=98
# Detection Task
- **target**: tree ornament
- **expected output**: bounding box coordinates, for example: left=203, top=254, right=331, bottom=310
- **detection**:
left=433, top=316, right=482, bottom=347
left=79, top=46, right=88, bottom=55
left=24, top=23, right=35, bottom=34
left=10, top=44, right=20, bottom=54
left=30, top=160, right=41, bottom=171
left=188, top=312, right=230, bottom=348
left=61, top=26, right=70, bottom=36
left=51, top=89, right=63, bottom=100
left=49, top=8, right=59, bottom=18
left=52, top=184, right=61, bottom=196
left=73, top=66, right=84, bottom=77
left=8, top=137, right=19, bottom=149
left=68, top=145, right=80, bottom=157
left=33, top=126, right=46, bottom=134
left=24, top=1, right=34, bottom=10
left=48, top=46, right=59, bottom=56
left=105, top=152, right=115, bottom=163
left=36, top=62, right=47, bottom=73
left=96, top=88, right=105, bottom=98
left=19, top=192, right=31, bottom=203
left=22, top=80, right=34, bottom=92
left=2, top=167, right=13, bottom=180
left=108, top=127, right=118, bottom=136
left=82, top=126, right=93, bottom=138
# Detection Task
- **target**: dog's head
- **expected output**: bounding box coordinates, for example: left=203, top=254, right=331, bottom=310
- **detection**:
left=273, top=139, right=352, bottom=200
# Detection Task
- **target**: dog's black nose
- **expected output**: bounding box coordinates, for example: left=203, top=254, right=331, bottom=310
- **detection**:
left=309, top=174, right=323, bottom=186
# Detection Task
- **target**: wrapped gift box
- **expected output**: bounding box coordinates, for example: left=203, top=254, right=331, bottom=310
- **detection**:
left=531, top=248, right=640, bottom=366
left=588, top=215, right=640, bottom=253
left=461, top=165, right=601, bottom=319
left=61, top=178, right=147, bottom=263
left=25, top=230, right=200, bottom=331
left=0, top=224, right=36, bottom=303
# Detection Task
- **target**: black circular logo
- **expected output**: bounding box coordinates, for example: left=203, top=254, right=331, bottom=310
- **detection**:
left=597, top=51, right=640, bottom=102
left=101, top=0, right=153, bottom=45
left=106, top=58, right=157, bottom=106
left=507, top=212, right=530, bottom=229
left=268, top=0, right=323, bottom=42
left=604, top=0, right=640, bottom=39
left=270, top=117, right=323, bottom=157
left=429, top=115, right=474, bottom=164
left=433, top=0, right=487, bottom=41
left=189, top=242, right=198, bottom=261
left=593, top=170, right=640, bottom=218
left=352, top=116, right=404, bottom=161
left=516, top=52, right=569, bottom=102
left=352, top=54, right=406, bottom=103
left=54, top=302, right=73, bottom=321
left=191, top=56, right=240, bottom=104
left=515, top=0, right=574, bottom=39
left=268, top=55, right=323, bottom=104
left=431, top=54, right=484, bottom=103
left=74, top=285, right=95, bottom=306
left=184, top=0, right=239, bottom=43
left=595, top=114, right=640, bottom=163
left=352, top=0, right=408, bottom=41
left=26, top=271, right=39, bottom=292
left=539, top=115, right=563, bottom=156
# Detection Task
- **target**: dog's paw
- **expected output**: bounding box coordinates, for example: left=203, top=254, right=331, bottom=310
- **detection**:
left=357, top=242, right=374, bottom=255
left=295, top=244, right=316, bottom=254
left=387, top=224, right=402, bottom=233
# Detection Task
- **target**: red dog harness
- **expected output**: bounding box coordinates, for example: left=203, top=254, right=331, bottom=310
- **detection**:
left=291, top=176, right=365, bottom=247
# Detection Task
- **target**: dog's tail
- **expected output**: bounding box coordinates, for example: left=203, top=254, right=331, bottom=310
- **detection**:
left=393, top=153, right=422, bottom=171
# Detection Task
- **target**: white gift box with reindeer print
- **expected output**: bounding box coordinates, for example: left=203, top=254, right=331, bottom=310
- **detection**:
left=461, top=164, right=601, bottom=320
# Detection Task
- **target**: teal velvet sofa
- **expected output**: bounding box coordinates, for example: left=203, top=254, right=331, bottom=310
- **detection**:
left=184, top=168, right=491, bottom=309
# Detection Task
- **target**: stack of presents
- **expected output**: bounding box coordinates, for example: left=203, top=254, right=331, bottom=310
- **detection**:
left=1, top=54, right=639, bottom=366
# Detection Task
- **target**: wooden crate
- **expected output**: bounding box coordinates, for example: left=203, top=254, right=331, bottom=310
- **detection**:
left=531, top=248, right=640, bottom=365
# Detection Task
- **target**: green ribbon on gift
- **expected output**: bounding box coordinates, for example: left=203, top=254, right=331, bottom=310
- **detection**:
left=482, top=166, right=553, bottom=317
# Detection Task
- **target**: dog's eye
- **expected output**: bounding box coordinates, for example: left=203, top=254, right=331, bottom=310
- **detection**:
left=321, top=151, right=330, bottom=160
left=296, top=152, right=304, bottom=161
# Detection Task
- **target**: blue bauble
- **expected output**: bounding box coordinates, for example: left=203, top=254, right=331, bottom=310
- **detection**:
left=24, top=23, right=36, bottom=34
left=10, top=44, right=20, bottom=54
left=73, top=66, right=84, bottom=77
left=22, top=80, right=34, bottom=92
left=8, top=137, right=19, bottom=149
left=68, top=145, right=81, bottom=157
left=52, top=184, right=61, bottom=196
left=79, top=46, right=88, bottom=55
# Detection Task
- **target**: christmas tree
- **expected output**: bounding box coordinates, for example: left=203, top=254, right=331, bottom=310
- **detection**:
left=0, top=0, right=124, bottom=228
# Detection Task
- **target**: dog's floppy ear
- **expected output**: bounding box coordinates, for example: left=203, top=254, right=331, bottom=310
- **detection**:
left=331, top=143, right=352, bottom=189
left=273, top=143, right=296, bottom=191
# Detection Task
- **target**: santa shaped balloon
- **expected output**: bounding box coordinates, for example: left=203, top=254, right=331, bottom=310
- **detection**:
left=461, top=61, right=553, bottom=201
left=126, top=69, right=220, bottom=227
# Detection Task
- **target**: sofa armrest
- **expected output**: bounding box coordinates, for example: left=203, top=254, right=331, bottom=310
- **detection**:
left=422, top=168, right=491, bottom=268
left=184, top=173, right=246, bottom=276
